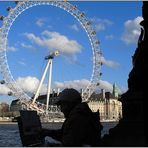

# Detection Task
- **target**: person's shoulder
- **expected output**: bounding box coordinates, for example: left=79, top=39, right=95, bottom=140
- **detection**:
left=73, top=102, right=88, bottom=111
left=70, top=102, right=91, bottom=117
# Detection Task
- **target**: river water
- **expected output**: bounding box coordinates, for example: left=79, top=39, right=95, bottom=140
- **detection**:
left=0, top=122, right=118, bottom=147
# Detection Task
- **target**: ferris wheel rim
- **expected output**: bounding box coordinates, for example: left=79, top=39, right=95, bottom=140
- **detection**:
left=0, top=1, right=102, bottom=113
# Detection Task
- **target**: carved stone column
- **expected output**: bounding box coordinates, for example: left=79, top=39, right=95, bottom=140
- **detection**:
left=101, top=2, right=147, bottom=146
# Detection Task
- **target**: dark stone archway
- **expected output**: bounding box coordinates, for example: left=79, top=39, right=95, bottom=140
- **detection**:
left=101, top=2, right=147, bottom=146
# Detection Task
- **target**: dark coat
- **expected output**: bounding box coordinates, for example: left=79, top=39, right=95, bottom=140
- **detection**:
left=43, top=102, right=102, bottom=146
left=60, top=102, right=102, bottom=146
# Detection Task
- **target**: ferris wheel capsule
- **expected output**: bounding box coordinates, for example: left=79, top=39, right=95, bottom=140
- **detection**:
left=8, top=91, right=13, bottom=96
left=0, top=80, right=5, bottom=84
left=95, top=40, right=100, bottom=44
left=72, top=5, right=77, bottom=10
left=15, top=1, right=19, bottom=5
left=6, top=7, right=12, bottom=12
left=80, top=12, right=85, bottom=17
left=91, top=30, right=96, bottom=35
left=86, top=21, right=92, bottom=25
left=0, top=16, right=4, bottom=21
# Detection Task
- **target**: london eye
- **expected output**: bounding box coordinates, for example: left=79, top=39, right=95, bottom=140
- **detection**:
left=0, top=1, right=102, bottom=115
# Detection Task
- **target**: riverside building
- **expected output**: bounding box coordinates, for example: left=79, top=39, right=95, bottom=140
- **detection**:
left=88, top=83, right=122, bottom=121
left=10, top=83, right=122, bottom=121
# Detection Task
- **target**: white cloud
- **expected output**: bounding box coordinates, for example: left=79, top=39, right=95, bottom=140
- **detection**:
left=12, top=77, right=90, bottom=95
left=16, top=76, right=39, bottom=93
left=55, top=79, right=123, bottom=94
left=0, top=40, right=17, bottom=52
left=91, top=18, right=113, bottom=32
left=24, top=31, right=82, bottom=55
left=0, top=84, right=10, bottom=95
left=15, top=77, right=122, bottom=95
left=62, top=54, right=85, bottom=67
left=100, top=56, right=120, bottom=68
left=48, top=25, right=52, bottom=29
left=18, top=61, right=27, bottom=66
left=105, top=35, right=114, bottom=40
left=0, top=77, right=47, bottom=96
left=99, top=80, right=122, bottom=94
left=54, top=79, right=90, bottom=91
left=0, top=77, right=124, bottom=96
left=21, top=43, right=36, bottom=50
left=70, top=24, right=79, bottom=32
left=16, top=76, right=47, bottom=95
left=4, top=77, right=90, bottom=96
left=35, top=18, right=47, bottom=27
left=119, top=86, right=127, bottom=94
left=7, top=46, right=17, bottom=52
left=98, top=80, right=113, bottom=92
left=121, top=16, right=143, bottom=44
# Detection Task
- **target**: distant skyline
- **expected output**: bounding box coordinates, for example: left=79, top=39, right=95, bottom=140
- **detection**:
left=0, top=1, right=143, bottom=104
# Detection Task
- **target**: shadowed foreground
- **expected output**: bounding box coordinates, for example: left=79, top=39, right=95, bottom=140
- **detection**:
left=101, top=2, right=147, bottom=146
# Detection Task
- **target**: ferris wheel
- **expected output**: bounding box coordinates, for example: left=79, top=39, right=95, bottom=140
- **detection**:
left=0, top=1, right=102, bottom=115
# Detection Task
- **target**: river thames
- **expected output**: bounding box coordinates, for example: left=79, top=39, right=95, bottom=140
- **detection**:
left=0, top=122, right=118, bottom=147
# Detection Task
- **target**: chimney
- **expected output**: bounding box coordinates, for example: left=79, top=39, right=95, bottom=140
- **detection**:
left=105, top=92, right=111, bottom=100
left=101, top=89, right=105, bottom=99
left=52, top=89, right=55, bottom=97
left=80, top=89, right=84, bottom=98
left=57, top=88, right=60, bottom=96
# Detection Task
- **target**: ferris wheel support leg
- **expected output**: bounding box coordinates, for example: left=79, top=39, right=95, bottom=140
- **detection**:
left=32, top=59, right=51, bottom=104
left=46, top=59, right=52, bottom=114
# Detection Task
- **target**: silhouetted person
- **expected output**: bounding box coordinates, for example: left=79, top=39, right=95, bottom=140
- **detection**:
left=41, top=88, right=103, bottom=146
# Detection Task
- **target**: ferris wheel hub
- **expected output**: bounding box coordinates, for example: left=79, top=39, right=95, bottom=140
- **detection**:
left=45, top=50, right=60, bottom=60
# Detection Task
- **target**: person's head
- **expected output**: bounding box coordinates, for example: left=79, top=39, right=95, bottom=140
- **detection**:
left=56, top=88, right=82, bottom=118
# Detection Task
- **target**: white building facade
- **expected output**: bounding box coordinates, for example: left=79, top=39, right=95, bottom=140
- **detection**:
left=88, top=84, right=122, bottom=121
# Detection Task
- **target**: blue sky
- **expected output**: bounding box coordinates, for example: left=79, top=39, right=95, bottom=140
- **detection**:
left=0, top=1, right=143, bottom=104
